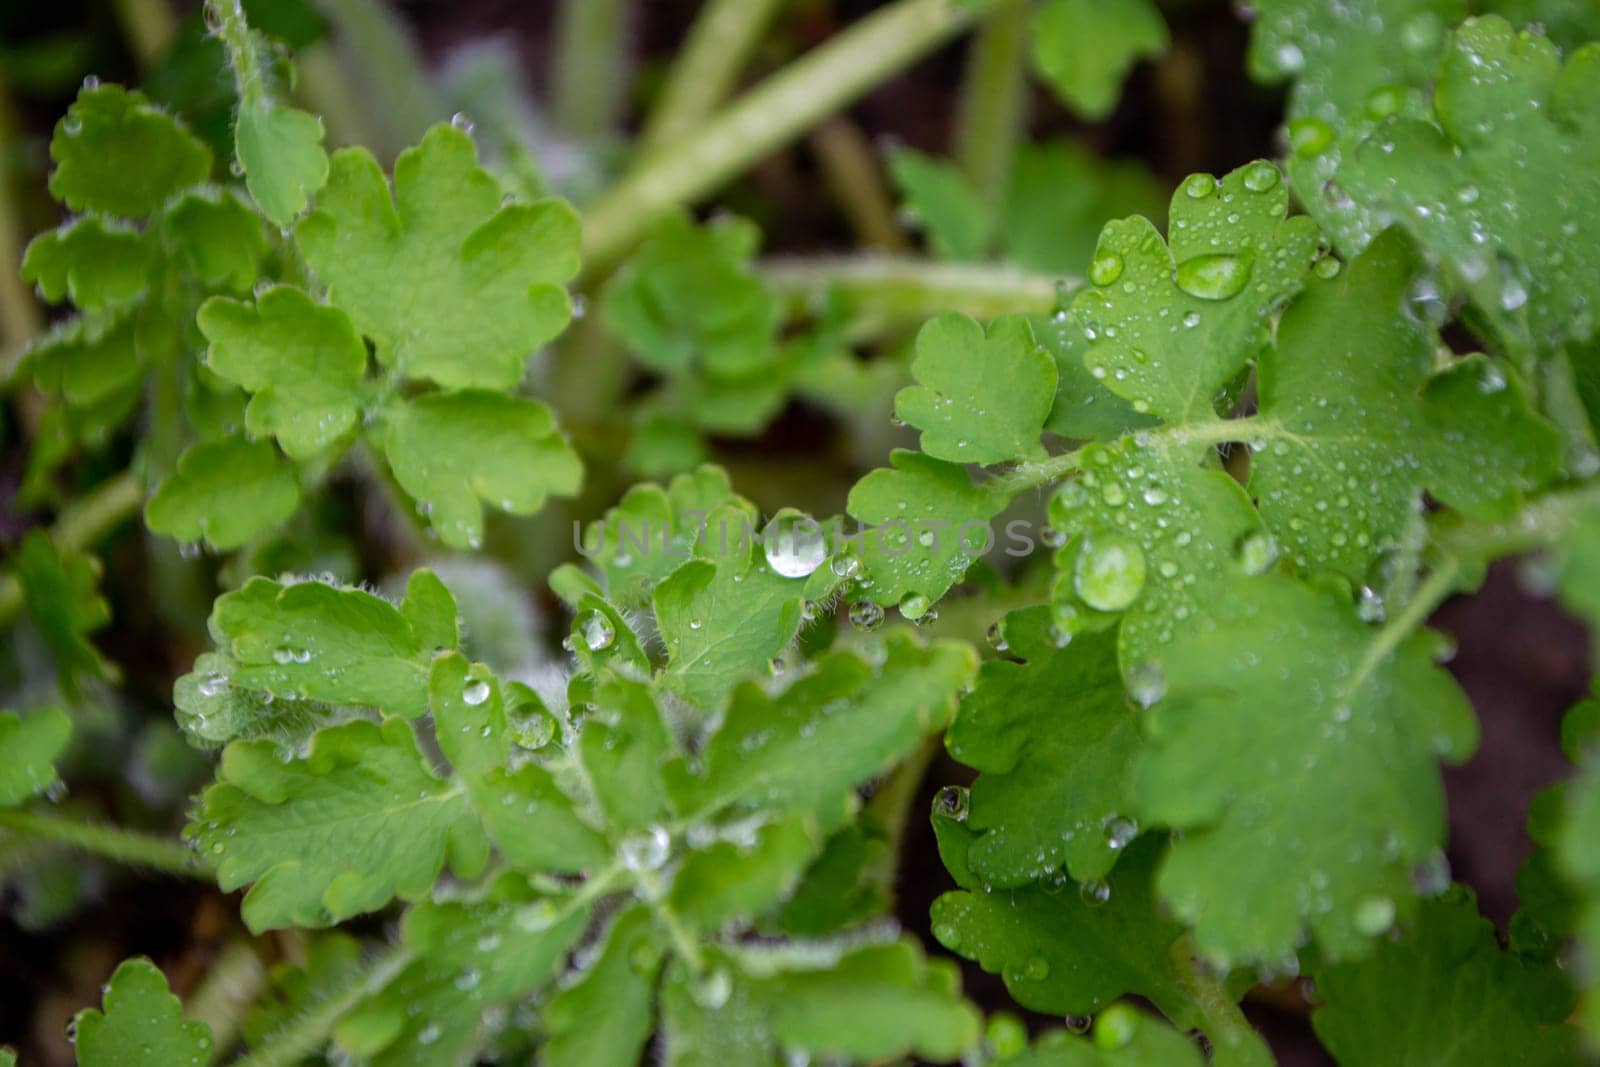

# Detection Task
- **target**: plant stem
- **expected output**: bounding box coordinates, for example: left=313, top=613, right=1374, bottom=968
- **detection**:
left=1169, top=938, right=1274, bottom=1067
left=112, top=0, right=178, bottom=68
left=0, top=808, right=212, bottom=878
left=862, top=734, right=942, bottom=910
left=230, top=943, right=413, bottom=1067
left=641, top=0, right=789, bottom=155
left=763, top=254, right=1064, bottom=337
left=188, top=940, right=267, bottom=1064
left=312, top=0, right=439, bottom=158
left=552, top=0, right=632, bottom=142
left=809, top=119, right=909, bottom=251
left=580, top=0, right=993, bottom=276
left=1428, top=481, right=1600, bottom=562
left=209, top=0, right=271, bottom=108
left=953, top=0, right=1029, bottom=203
left=0, top=471, right=143, bottom=626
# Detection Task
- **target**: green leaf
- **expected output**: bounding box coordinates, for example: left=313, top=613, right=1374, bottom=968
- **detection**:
left=382, top=390, right=582, bottom=550
left=208, top=571, right=457, bottom=718
left=1312, top=887, right=1579, bottom=1065
left=671, top=635, right=975, bottom=830
left=193, top=718, right=486, bottom=932
left=1135, top=574, right=1477, bottom=967
left=13, top=530, right=112, bottom=693
left=1031, top=0, right=1167, bottom=120
left=235, top=101, right=329, bottom=226
left=296, top=124, right=580, bottom=389
left=1253, top=229, right=1560, bottom=583
left=162, top=186, right=269, bottom=292
left=949, top=611, right=1141, bottom=885
left=0, top=706, right=70, bottom=806
left=578, top=675, right=676, bottom=829
left=1048, top=436, right=1264, bottom=674
left=339, top=878, right=588, bottom=1065
left=604, top=212, right=780, bottom=379
left=22, top=217, right=153, bottom=313
left=542, top=905, right=664, bottom=1067
left=895, top=313, right=1055, bottom=465
left=845, top=449, right=1008, bottom=609
left=177, top=651, right=341, bottom=748
left=74, top=957, right=214, bottom=1067
left=933, top=819, right=1196, bottom=1028
left=887, top=148, right=993, bottom=260
left=773, top=825, right=890, bottom=936
left=49, top=84, right=212, bottom=218
left=581, top=464, right=740, bottom=606
left=1070, top=161, right=1319, bottom=424
left=1008, top=1007, right=1205, bottom=1066
left=241, top=933, right=365, bottom=1052
left=1341, top=16, right=1600, bottom=355
left=198, top=286, right=367, bottom=459
left=145, top=435, right=300, bottom=550
left=26, top=315, right=143, bottom=410
left=1556, top=743, right=1600, bottom=1033
left=1001, top=141, right=1168, bottom=278
left=669, top=814, right=818, bottom=932
left=653, top=503, right=827, bottom=710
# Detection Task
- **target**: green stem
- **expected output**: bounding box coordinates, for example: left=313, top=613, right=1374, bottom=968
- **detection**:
left=0, top=471, right=143, bottom=626
left=0, top=808, right=212, bottom=878
left=953, top=0, right=1029, bottom=203
left=208, top=0, right=272, bottom=108
left=188, top=940, right=267, bottom=1064
left=230, top=943, right=413, bottom=1067
left=552, top=0, right=632, bottom=142
left=580, top=0, right=994, bottom=276
left=862, top=734, right=942, bottom=910
left=1169, top=938, right=1273, bottom=1067
left=0, top=75, right=41, bottom=361
left=312, top=0, right=439, bottom=158
left=809, top=119, right=909, bottom=251
left=640, top=0, right=789, bottom=154
left=763, top=255, right=1065, bottom=338
left=1428, top=481, right=1600, bottom=562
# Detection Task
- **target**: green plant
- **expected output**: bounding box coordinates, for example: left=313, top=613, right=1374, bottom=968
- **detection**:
left=5, top=0, right=1600, bottom=1063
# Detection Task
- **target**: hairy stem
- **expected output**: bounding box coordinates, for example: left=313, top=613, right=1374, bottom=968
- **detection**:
left=641, top=0, right=789, bottom=154
left=581, top=0, right=993, bottom=276
left=1169, top=938, right=1274, bottom=1067
left=553, top=0, right=632, bottom=142
left=230, top=943, right=413, bottom=1067
left=188, top=940, right=267, bottom=1064
left=862, top=734, right=942, bottom=911
left=763, top=255, right=1064, bottom=338
left=0, top=808, right=212, bottom=879
left=0, top=471, right=143, bottom=626
left=954, top=0, right=1029, bottom=203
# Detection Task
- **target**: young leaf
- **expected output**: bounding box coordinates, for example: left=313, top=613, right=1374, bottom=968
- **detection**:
left=578, top=675, right=676, bottom=829
left=1002, top=140, right=1167, bottom=277
left=895, top=313, right=1056, bottom=465
left=162, top=186, right=269, bottom=292
left=1312, top=888, right=1579, bottom=1065
left=144, top=435, right=300, bottom=550
left=1135, top=574, right=1477, bottom=967
left=193, top=718, right=486, bottom=932
left=381, top=390, right=582, bottom=550
left=22, top=217, right=153, bottom=314
left=207, top=571, right=457, bottom=717
left=296, top=124, right=581, bottom=390
left=74, top=958, right=213, bottom=1067
left=668, top=814, right=818, bottom=933
left=235, top=102, right=329, bottom=227
left=48, top=84, right=212, bottom=218
left=12, top=531, right=112, bottom=693
left=580, top=465, right=740, bottom=606
left=1340, top=16, right=1600, bottom=355
left=933, top=818, right=1198, bottom=1030
left=541, top=905, right=664, bottom=1067
left=948, top=611, right=1141, bottom=885
left=845, top=449, right=1008, bottom=608
left=26, top=315, right=143, bottom=411
left=1070, top=160, right=1318, bottom=423
left=0, top=707, right=71, bottom=806
left=887, top=148, right=993, bottom=260
left=198, top=286, right=367, bottom=459
left=1031, top=0, right=1167, bottom=120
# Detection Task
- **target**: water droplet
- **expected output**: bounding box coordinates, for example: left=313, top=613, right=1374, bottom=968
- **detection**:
left=272, top=647, right=295, bottom=665
left=1079, top=879, right=1111, bottom=907
left=1176, top=254, right=1251, bottom=301
left=1412, top=850, right=1451, bottom=895
left=578, top=610, right=615, bottom=652
left=1313, top=254, right=1342, bottom=279
left=1089, top=251, right=1125, bottom=287
left=81, top=74, right=101, bottom=91
left=1127, top=661, right=1166, bottom=707
left=1236, top=529, right=1278, bottom=574
left=1182, top=173, right=1217, bottom=199
left=1356, top=585, right=1386, bottom=622
left=1354, top=895, right=1395, bottom=936
left=1287, top=116, right=1333, bottom=157
left=985, top=622, right=1008, bottom=652
left=1040, top=526, right=1067, bottom=549
left=1102, top=815, right=1137, bottom=850
left=1364, top=84, right=1405, bottom=120
left=935, top=785, right=970, bottom=821
left=1401, top=12, right=1442, bottom=53
left=417, top=1023, right=441, bottom=1046
left=198, top=673, right=227, bottom=697
left=1242, top=161, right=1280, bottom=192
left=899, top=593, right=931, bottom=620
left=830, top=554, right=861, bottom=579
left=692, top=968, right=732, bottom=1009
left=620, top=825, right=671, bottom=872
left=1183, top=310, right=1202, bottom=329
left=450, top=111, right=476, bottom=134
left=1073, top=533, right=1146, bottom=612
left=1065, top=1014, right=1092, bottom=1035
left=848, top=601, right=885, bottom=631
left=763, top=515, right=827, bottom=578
left=462, top=679, right=491, bottom=706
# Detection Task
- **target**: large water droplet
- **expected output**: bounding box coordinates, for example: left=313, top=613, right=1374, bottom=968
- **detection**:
left=462, top=678, right=492, bottom=706
left=1354, top=895, right=1395, bottom=936
left=848, top=601, right=885, bottom=631
left=1127, top=661, right=1166, bottom=707
left=691, top=968, right=732, bottom=1009
left=899, top=593, right=931, bottom=620
left=1182, top=173, right=1217, bottom=199
left=1235, top=529, right=1279, bottom=574
left=578, top=610, right=615, bottom=652
left=935, top=785, right=970, bottom=822
left=763, top=515, right=827, bottom=578
left=1175, top=254, right=1251, bottom=301
left=1089, top=251, right=1125, bottom=287
left=1287, top=116, right=1333, bottom=157
left=620, top=825, right=671, bottom=872
left=1079, top=879, right=1111, bottom=907
left=1073, top=533, right=1147, bottom=612
left=1242, top=161, right=1280, bottom=192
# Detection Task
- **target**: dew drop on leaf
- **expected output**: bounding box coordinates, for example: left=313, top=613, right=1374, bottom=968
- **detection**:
left=1073, top=532, right=1146, bottom=612
left=1175, top=253, right=1252, bottom=301
left=462, top=678, right=491, bottom=706
left=578, top=610, right=615, bottom=651
left=1288, top=116, right=1334, bottom=157
left=848, top=601, right=884, bottom=631
left=1235, top=529, right=1279, bottom=574
left=1242, top=161, right=1280, bottom=192
left=1079, top=879, right=1111, bottom=907
left=1102, top=815, right=1138, bottom=850
left=935, top=785, right=970, bottom=821
left=1089, top=251, right=1125, bottom=287
left=1182, top=173, right=1217, bottom=199
left=763, top=514, right=827, bottom=578
left=1354, top=895, right=1396, bottom=936
left=620, top=825, right=671, bottom=872
left=985, top=622, right=1008, bottom=652
left=691, top=967, right=732, bottom=1009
